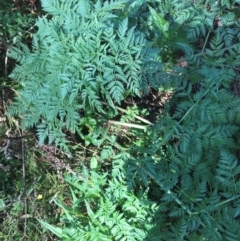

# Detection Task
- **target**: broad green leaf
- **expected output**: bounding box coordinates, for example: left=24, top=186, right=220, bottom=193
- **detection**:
left=38, top=219, right=63, bottom=238
left=90, top=156, right=98, bottom=169
left=0, top=199, right=5, bottom=211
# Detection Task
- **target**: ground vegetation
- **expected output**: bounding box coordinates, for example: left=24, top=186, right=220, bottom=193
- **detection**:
left=1, top=0, right=240, bottom=240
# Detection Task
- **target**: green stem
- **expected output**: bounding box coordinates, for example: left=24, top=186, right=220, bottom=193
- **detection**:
left=178, top=89, right=209, bottom=124
left=201, top=28, right=212, bottom=54
left=176, top=42, right=240, bottom=63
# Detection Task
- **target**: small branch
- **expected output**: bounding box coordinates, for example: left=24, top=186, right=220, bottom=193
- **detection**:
left=0, top=134, right=35, bottom=140
left=101, top=101, right=153, bottom=125
left=21, top=136, right=27, bottom=237
left=115, top=105, right=153, bottom=125
left=108, top=120, right=148, bottom=130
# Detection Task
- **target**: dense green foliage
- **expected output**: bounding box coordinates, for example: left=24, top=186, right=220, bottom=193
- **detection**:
left=130, top=0, right=240, bottom=240
left=39, top=161, right=157, bottom=240
left=8, top=0, right=161, bottom=150
left=2, top=0, right=240, bottom=240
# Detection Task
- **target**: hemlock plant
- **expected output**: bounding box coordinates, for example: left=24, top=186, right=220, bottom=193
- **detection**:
left=7, top=0, right=161, bottom=149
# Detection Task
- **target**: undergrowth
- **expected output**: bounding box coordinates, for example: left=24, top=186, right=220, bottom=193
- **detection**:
left=2, top=0, right=240, bottom=240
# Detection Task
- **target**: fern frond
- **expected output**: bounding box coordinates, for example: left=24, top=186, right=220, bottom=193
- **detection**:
left=216, top=151, right=240, bottom=191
